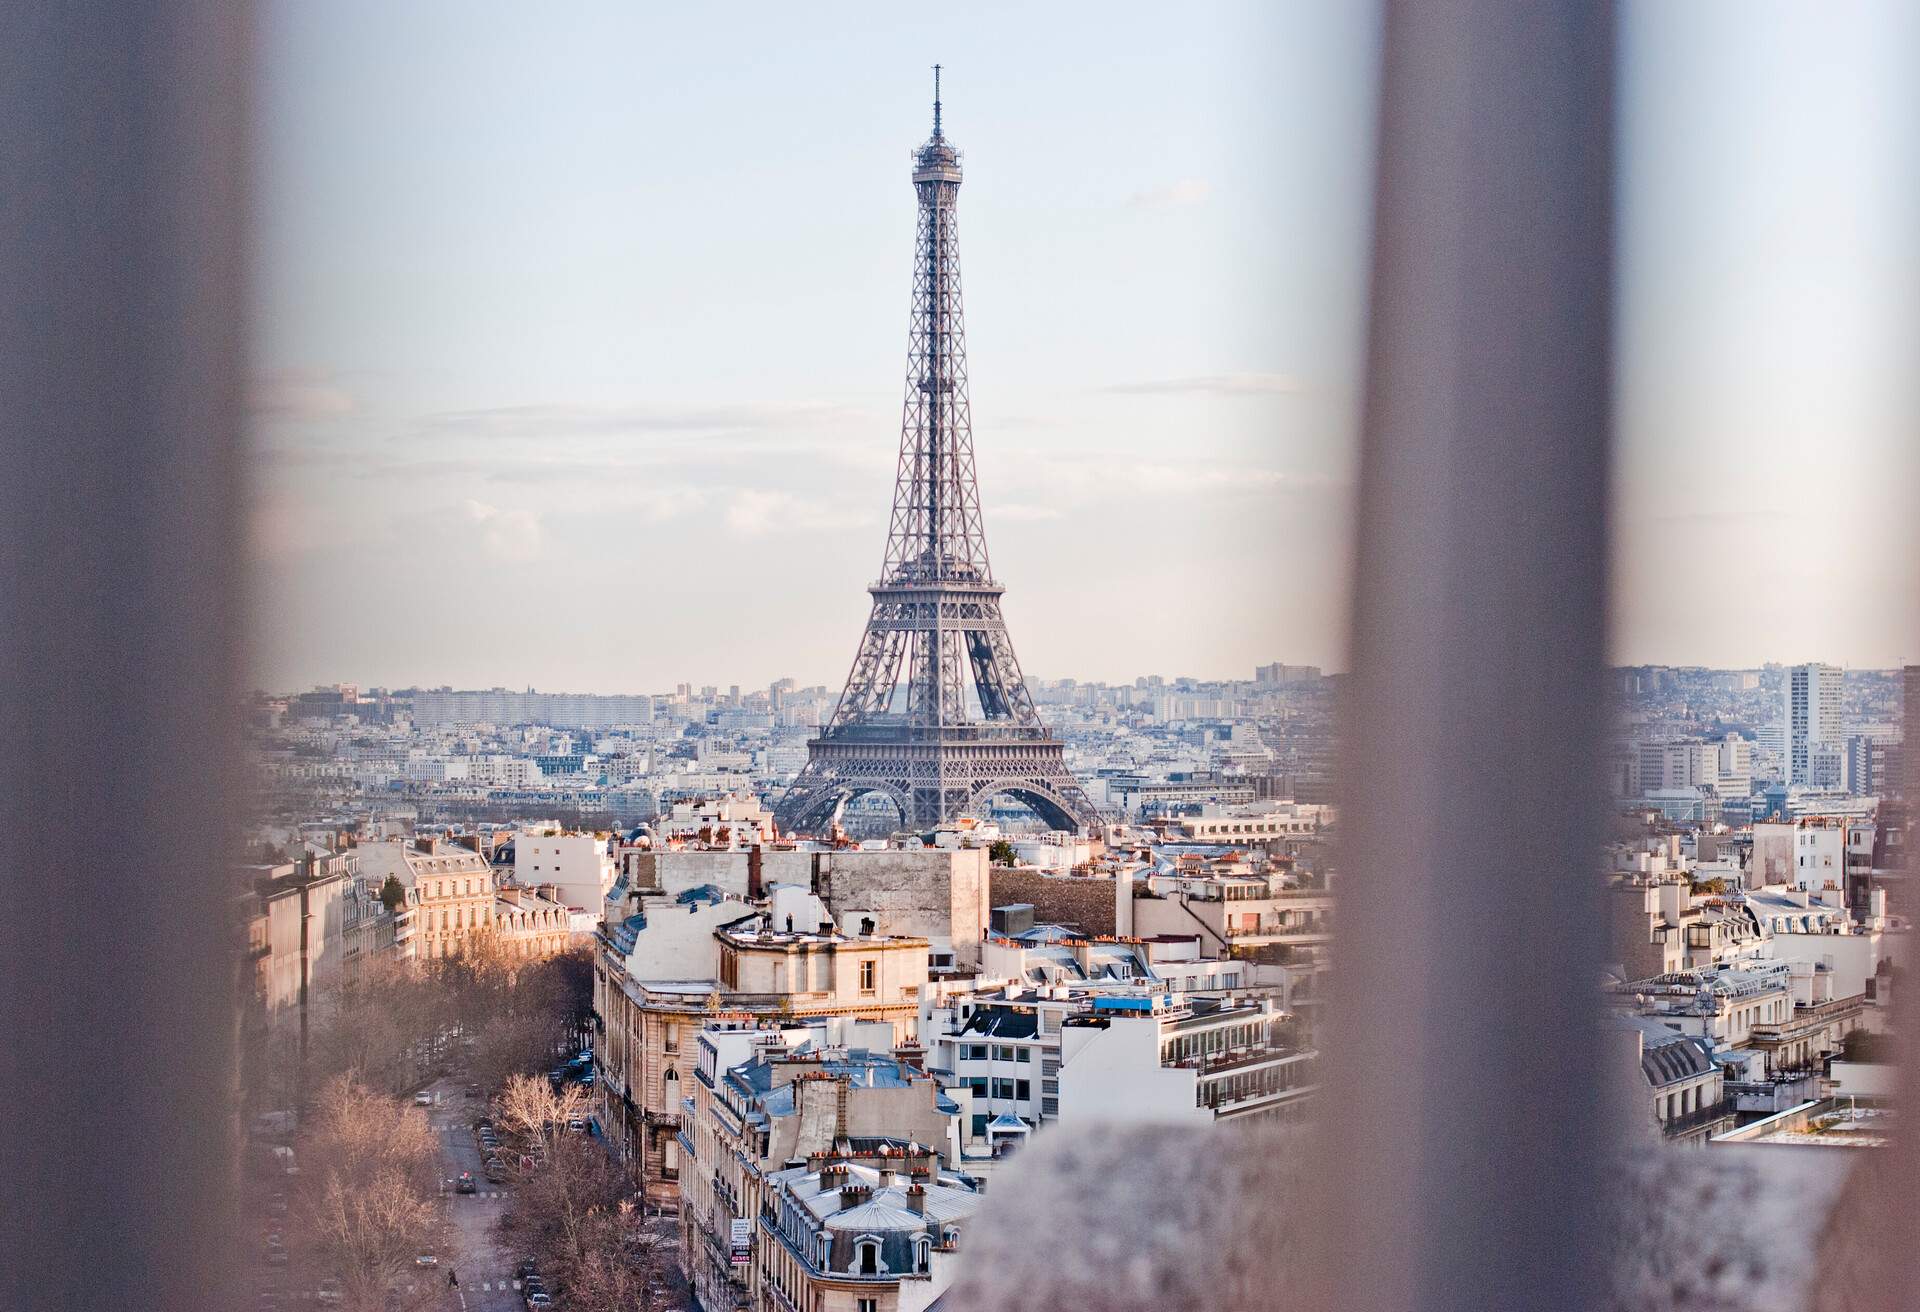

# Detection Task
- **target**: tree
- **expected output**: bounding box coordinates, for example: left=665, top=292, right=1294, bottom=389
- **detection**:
left=379, top=875, right=407, bottom=913
left=494, top=1072, right=587, bottom=1153
left=498, top=1136, right=667, bottom=1311
left=988, top=839, right=1016, bottom=866
left=471, top=1012, right=558, bottom=1094
left=296, top=1074, right=441, bottom=1312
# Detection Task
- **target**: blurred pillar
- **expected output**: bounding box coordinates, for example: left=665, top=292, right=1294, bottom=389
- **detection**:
left=1318, top=3, right=1617, bottom=1309
left=0, top=3, right=252, bottom=1310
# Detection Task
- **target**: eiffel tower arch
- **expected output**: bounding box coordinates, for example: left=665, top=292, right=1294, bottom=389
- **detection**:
left=775, top=71, right=1099, bottom=838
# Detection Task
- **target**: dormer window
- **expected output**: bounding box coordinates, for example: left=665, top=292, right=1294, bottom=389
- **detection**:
left=915, top=1236, right=932, bottom=1274
left=854, top=1236, right=885, bottom=1276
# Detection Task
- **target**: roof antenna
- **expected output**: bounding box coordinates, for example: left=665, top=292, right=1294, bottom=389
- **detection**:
left=932, top=63, right=943, bottom=138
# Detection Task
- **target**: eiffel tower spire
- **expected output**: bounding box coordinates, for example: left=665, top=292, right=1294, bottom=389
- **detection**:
left=774, top=76, right=1098, bottom=837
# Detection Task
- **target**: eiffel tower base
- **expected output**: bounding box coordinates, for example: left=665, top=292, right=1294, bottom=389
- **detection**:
left=774, top=736, right=1097, bottom=836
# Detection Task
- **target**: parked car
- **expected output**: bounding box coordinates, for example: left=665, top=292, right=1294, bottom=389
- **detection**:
left=456, top=1172, right=477, bottom=1195
left=414, top=1254, right=438, bottom=1268
left=526, top=1293, right=552, bottom=1309
left=413, top=1091, right=434, bottom=1106
left=565, top=1117, right=587, bottom=1134
left=516, top=1259, right=538, bottom=1278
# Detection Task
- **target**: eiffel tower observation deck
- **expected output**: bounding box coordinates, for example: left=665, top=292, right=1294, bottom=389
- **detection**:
left=775, top=71, right=1100, bottom=838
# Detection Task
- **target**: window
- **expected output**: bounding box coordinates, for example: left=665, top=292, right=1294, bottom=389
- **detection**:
left=859, top=959, right=875, bottom=992
left=858, top=1300, right=879, bottom=1312
left=854, top=1238, right=883, bottom=1276
left=991, top=1078, right=1014, bottom=1099
left=1015, top=1047, right=1031, bottom=1063
left=963, top=1043, right=987, bottom=1060
left=1015, top=1080, right=1030, bottom=1101
left=993, top=1044, right=1013, bottom=1061
left=966, top=1076, right=988, bottom=1098
left=915, top=1238, right=932, bottom=1275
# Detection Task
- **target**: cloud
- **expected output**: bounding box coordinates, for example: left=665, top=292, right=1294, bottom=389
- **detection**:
left=722, top=489, right=870, bottom=538
left=1101, top=372, right=1302, bottom=397
left=417, top=400, right=865, bottom=441
left=252, top=371, right=355, bottom=420
left=995, top=502, right=1065, bottom=522
left=459, top=498, right=544, bottom=562
left=1128, top=177, right=1212, bottom=209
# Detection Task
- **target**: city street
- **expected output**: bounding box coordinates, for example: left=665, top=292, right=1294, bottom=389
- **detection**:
left=424, top=1075, right=527, bottom=1312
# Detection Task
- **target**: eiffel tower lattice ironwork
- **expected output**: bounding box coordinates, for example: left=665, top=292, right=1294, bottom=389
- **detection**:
left=775, top=71, right=1099, bottom=837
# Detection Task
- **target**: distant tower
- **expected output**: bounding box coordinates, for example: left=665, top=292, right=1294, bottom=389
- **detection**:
left=1786, top=662, right=1845, bottom=787
left=775, top=71, right=1097, bottom=835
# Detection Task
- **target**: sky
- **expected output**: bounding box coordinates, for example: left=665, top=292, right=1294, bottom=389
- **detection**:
left=251, top=1, right=1920, bottom=695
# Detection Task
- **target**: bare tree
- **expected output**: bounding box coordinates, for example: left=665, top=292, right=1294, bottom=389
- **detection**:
left=494, top=1072, right=588, bottom=1154
left=471, top=1011, right=557, bottom=1094
left=498, top=1135, right=664, bottom=1308
left=308, top=1168, right=439, bottom=1312
left=293, top=1075, right=442, bottom=1312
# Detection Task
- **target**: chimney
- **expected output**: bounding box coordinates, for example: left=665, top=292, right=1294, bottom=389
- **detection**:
left=839, top=1184, right=872, bottom=1212
left=905, top=1183, right=927, bottom=1214
left=876, top=1166, right=895, bottom=1190
left=749, top=844, right=764, bottom=900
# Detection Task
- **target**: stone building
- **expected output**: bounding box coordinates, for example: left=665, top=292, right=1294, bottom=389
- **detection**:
left=356, top=836, right=497, bottom=960
left=756, top=1155, right=981, bottom=1312
left=493, top=882, right=572, bottom=958
left=594, top=894, right=932, bottom=1206
left=678, top=1030, right=964, bottom=1312
left=613, top=845, right=989, bottom=970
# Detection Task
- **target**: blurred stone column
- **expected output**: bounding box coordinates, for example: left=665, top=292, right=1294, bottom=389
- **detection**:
left=0, top=3, right=253, bottom=1309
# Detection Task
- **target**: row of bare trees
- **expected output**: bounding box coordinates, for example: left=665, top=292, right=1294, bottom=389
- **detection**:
left=241, top=941, right=594, bottom=1307
left=294, top=1074, right=442, bottom=1312
left=493, top=1074, right=676, bottom=1311
left=244, top=940, right=593, bottom=1111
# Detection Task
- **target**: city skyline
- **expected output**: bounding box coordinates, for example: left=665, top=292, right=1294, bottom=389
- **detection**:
left=253, top=2, right=1920, bottom=695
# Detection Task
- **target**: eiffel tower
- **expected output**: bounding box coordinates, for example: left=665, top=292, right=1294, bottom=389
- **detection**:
left=775, top=70, right=1099, bottom=837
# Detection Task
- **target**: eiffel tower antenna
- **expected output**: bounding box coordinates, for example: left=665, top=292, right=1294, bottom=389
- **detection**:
left=775, top=75, right=1099, bottom=837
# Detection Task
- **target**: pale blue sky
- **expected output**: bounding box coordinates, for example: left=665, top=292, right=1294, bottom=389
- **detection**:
left=252, top=2, right=1919, bottom=693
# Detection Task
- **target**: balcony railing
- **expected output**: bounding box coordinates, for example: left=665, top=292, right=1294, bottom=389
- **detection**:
left=1171, top=1045, right=1308, bottom=1077
left=1660, top=1096, right=1739, bottom=1137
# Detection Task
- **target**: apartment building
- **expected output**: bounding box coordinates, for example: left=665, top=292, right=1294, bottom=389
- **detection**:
left=755, top=1156, right=981, bottom=1312
left=1127, top=866, right=1333, bottom=960
left=492, top=883, right=572, bottom=958
left=1611, top=1016, right=1735, bottom=1145
left=1171, top=800, right=1332, bottom=845
left=594, top=890, right=931, bottom=1206
left=678, top=1029, right=963, bottom=1312
left=924, top=980, right=1308, bottom=1135
left=356, top=836, right=497, bottom=960
left=512, top=830, right=616, bottom=912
